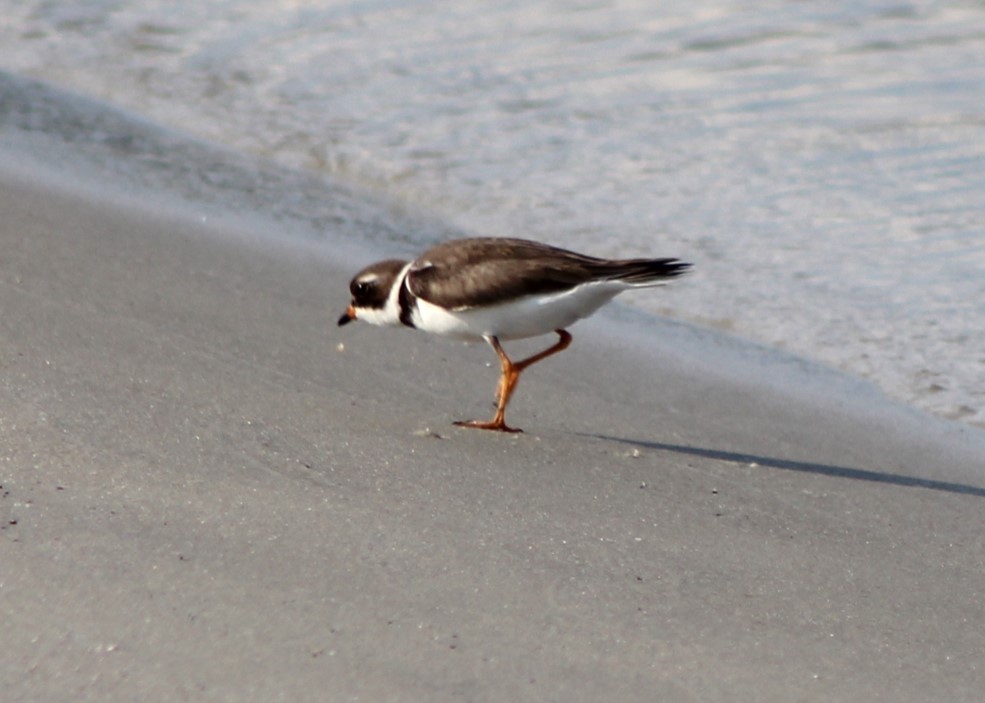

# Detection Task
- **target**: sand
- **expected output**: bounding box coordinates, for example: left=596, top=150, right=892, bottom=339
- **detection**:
left=2, top=155, right=984, bottom=702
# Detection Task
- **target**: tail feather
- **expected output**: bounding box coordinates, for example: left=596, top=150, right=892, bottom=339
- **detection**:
left=597, top=258, right=692, bottom=286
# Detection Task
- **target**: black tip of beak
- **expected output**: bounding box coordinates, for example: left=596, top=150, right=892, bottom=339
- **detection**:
left=338, top=304, right=356, bottom=327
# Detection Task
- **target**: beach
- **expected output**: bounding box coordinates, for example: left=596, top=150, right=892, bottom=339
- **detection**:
left=4, top=0, right=985, bottom=427
left=2, top=133, right=984, bottom=701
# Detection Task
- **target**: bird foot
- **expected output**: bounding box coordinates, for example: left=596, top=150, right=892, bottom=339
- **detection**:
left=454, top=419, right=523, bottom=433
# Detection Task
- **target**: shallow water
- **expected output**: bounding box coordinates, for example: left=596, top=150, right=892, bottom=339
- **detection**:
left=3, top=0, right=984, bottom=426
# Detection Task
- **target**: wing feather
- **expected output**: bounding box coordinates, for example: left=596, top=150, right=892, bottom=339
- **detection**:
left=405, top=238, right=690, bottom=310
left=406, top=238, right=598, bottom=310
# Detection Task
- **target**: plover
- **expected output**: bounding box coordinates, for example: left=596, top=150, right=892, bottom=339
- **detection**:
left=338, top=237, right=691, bottom=432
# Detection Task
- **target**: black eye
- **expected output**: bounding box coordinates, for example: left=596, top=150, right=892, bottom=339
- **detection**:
left=354, top=281, right=370, bottom=295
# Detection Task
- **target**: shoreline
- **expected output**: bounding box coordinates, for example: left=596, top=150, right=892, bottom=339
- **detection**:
left=3, top=69, right=984, bottom=432
left=2, top=104, right=984, bottom=699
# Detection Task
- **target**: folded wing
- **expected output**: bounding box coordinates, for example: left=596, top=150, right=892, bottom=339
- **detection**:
left=406, top=238, right=690, bottom=310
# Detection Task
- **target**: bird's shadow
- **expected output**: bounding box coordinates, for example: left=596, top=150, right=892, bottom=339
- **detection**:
left=582, top=433, right=985, bottom=498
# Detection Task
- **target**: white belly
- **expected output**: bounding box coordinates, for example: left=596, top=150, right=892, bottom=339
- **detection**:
left=412, top=281, right=625, bottom=341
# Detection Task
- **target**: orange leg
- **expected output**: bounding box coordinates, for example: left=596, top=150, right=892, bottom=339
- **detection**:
left=455, top=330, right=573, bottom=432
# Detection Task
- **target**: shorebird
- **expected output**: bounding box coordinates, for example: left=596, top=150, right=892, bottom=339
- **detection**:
left=338, top=237, right=690, bottom=432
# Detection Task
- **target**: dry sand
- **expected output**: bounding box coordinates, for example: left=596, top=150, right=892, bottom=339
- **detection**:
left=2, top=158, right=984, bottom=702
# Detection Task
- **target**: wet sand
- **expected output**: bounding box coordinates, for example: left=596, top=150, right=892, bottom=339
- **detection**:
left=2, top=159, right=984, bottom=702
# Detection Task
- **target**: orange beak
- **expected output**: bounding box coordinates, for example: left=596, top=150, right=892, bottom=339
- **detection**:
left=337, top=304, right=357, bottom=326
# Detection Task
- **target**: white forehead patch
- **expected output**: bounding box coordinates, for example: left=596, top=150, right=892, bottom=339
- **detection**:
left=356, top=272, right=380, bottom=284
